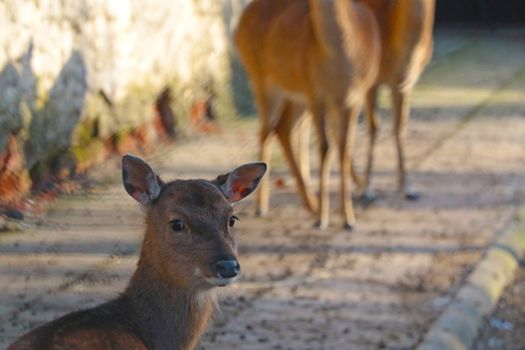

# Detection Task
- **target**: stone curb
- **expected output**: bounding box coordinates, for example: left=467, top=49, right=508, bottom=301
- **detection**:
left=416, top=206, right=525, bottom=350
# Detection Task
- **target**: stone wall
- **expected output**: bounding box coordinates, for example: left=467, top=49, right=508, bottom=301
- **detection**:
left=0, top=0, right=253, bottom=203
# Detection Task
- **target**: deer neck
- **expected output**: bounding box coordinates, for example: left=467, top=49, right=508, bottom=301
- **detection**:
left=123, top=245, right=216, bottom=350
left=309, top=0, right=356, bottom=54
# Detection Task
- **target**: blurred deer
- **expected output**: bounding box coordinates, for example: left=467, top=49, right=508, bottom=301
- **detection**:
left=8, top=155, right=266, bottom=350
left=358, top=0, right=436, bottom=202
left=235, top=0, right=380, bottom=229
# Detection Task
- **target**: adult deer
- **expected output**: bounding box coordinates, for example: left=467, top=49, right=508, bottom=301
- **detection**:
left=8, top=155, right=266, bottom=350
left=358, top=0, right=436, bottom=202
left=235, top=0, right=380, bottom=229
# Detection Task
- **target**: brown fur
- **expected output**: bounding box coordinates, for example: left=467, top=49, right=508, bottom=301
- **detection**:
left=8, top=157, right=266, bottom=350
left=235, top=0, right=380, bottom=229
left=357, top=0, right=436, bottom=199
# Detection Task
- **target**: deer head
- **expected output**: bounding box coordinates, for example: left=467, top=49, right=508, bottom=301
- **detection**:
left=122, top=155, right=266, bottom=291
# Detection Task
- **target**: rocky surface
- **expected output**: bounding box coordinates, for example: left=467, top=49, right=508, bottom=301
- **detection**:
left=0, top=0, right=251, bottom=201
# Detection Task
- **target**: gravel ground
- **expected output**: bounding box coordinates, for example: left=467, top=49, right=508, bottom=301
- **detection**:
left=473, top=267, right=525, bottom=350
left=1, top=29, right=525, bottom=349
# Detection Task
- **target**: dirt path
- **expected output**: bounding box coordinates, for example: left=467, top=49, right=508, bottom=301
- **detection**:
left=1, top=29, right=525, bottom=349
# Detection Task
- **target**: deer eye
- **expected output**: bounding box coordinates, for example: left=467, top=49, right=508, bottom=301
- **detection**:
left=170, top=219, right=185, bottom=232
left=229, top=215, right=239, bottom=227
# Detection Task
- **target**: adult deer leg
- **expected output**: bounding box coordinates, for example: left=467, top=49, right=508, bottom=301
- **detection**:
left=297, top=112, right=312, bottom=183
left=392, top=87, right=418, bottom=200
left=255, top=86, right=286, bottom=216
left=338, top=105, right=360, bottom=230
left=310, top=102, right=332, bottom=230
left=361, top=85, right=381, bottom=205
left=276, top=102, right=318, bottom=213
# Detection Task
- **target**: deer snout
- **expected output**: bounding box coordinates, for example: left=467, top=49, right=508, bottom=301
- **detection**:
left=215, top=259, right=240, bottom=279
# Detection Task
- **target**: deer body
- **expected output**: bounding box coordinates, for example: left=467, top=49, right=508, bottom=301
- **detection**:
left=362, top=0, right=435, bottom=89
left=7, top=290, right=212, bottom=350
left=235, top=0, right=380, bottom=229
left=8, top=156, right=266, bottom=350
left=358, top=0, right=436, bottom=201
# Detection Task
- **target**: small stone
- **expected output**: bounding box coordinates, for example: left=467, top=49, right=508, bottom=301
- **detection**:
left=489, top=317, right=513, bottom=331
left=5, top=209, right=24, bottom=220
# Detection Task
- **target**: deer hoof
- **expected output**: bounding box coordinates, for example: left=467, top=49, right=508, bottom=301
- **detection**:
left=256, top=208, right=268, bottom=217
left=405, top=190, right=420, bottom=201
left=343, top=223, right=354, bottom=231
left=313, top=220, right=328, bottom=230
left=359, top=190, right=377, bottom=207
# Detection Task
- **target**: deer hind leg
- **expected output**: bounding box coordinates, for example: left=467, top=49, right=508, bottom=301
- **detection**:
left=360, top=85, right=381, bottom=205
left=254, top=86, right=286, bottom=216
left=297, top=112, right=312, bottom=184
left=275, top=102, right=318, bottom=214
left=310, top=101, right=332, bottom=230
left=349, top=153, right=362, bottom=190
left=391, top=87, right=418, bottom=200
left=338, top=105, right=360, bottom=230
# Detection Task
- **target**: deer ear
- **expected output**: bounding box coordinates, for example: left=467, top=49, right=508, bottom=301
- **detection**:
left=214, top=162, right=267, bottom=203
left=122, top=155, right=162, bottom=205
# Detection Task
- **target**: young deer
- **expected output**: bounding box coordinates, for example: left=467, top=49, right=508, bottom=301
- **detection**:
left=358, top=0, right=436, bottom=202
left=8, top=155, right=266, bottom=350
left=235, top=0, right=380, bottom=229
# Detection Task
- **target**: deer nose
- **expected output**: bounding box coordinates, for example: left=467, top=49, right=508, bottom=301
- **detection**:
left=215, top=259, right=240, bottom=279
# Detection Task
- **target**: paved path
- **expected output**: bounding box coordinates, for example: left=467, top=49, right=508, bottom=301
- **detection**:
left=1, top=29, right=525, bottom=349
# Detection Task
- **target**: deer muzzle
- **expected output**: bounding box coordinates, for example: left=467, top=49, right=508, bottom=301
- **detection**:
left=205, top=254, right=240, bottom=287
